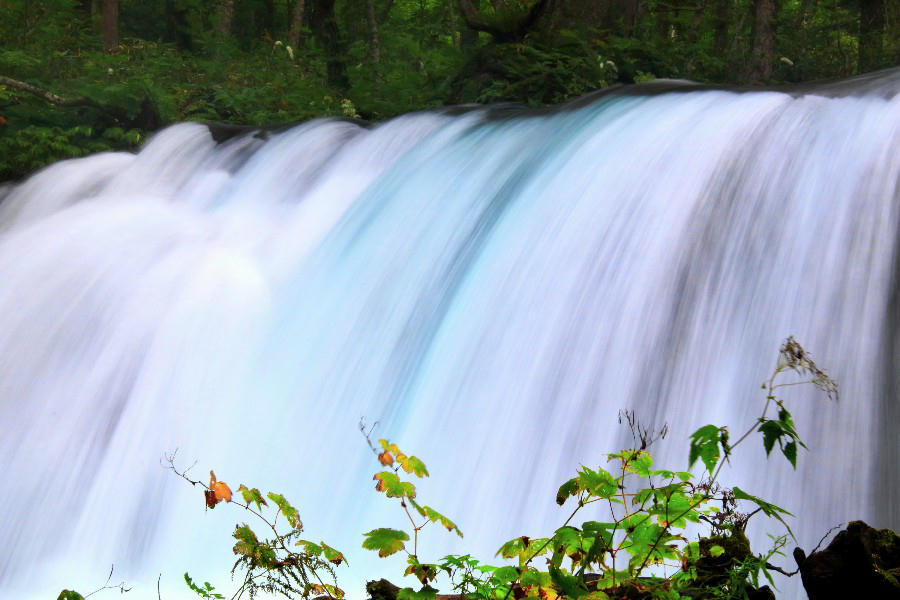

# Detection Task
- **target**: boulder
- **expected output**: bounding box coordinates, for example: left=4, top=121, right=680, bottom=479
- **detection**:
left=799, top=520, right=900, bottom=599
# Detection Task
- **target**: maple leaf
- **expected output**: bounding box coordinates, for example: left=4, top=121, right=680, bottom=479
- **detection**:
left=213, top=481, right=232, bottom=503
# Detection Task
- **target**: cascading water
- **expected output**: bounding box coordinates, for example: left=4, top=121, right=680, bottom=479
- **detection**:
left=1, top=70, right=898, bottom=599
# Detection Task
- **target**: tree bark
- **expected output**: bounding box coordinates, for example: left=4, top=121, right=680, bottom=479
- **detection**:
left=307, top=0, right=350, bottom=92
left=101, top=0, right=118, bottom=53
left=620, top=0, right=641, bottom=32
left=288, top=0, right=306, bottom=48
left=215, top=0, right=235, bottom=36
left=366, top=0, right=381, bottom=62
left=713, top=0, right=730, bottom=56
left=857, top=0, right=885, bottom=72
left=746, top=0, right=777, bottom=83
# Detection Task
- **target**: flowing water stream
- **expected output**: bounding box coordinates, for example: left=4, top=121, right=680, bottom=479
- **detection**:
left=1, top=70, right=898, bottom=599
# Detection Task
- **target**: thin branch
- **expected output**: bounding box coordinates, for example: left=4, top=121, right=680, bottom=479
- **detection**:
left=0, top=75, right=106, bottom=110
left=83, top=564, right=131, bottom=598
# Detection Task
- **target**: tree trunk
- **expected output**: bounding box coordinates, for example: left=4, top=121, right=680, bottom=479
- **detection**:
left=857, top=0, right=885, bottom=72
left=288, top=0, right=306, bottom=48
left=714, top=0, right=730, bottom=56
left=366, top=0, right=381, bottom=63
left=215, top=0, right=234, bottom=35
left=620, top=0, right=641, bottom=32
left=746, top=0, right=777, bottom=83
left=459, top=0, right=480, bottom=51
left=445, top=0, right=460, bottom=48
left=101, top=0, right=118, bottom=53
left=307, top=0, right=350, bottom=92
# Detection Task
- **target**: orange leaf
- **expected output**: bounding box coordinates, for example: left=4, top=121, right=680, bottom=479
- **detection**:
left=213, top=480, right=232, bottom=503
left=205, top=489, right=219, bottom=509
left=378, top=452, right=394, bottom=466
left=209, top=470, right=217, bottom=488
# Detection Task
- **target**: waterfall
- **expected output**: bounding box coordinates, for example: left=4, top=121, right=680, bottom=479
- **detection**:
left=1, top=70, right=898, bottom=599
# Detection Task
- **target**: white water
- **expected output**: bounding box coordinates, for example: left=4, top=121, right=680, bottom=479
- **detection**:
left=1, top=73, right=898, bottom=599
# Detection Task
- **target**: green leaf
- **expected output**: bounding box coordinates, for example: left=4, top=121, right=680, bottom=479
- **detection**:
left=553, top=526, right=586, bottom=558
left=689, top=425, right=721, bottom=474
left=685, top=541, right=700, bottom=562
left=399, top=455, right=429, bottom=478
left=582, top=521, right=615, bottom=546
left=296, top=540, right=322, bottom=556
left=549, top=566, right=588, bottom=598
left=649, top=469, right=675, bottom=479
left=416, top=503, right=462, bottom=537
left=758, top=420, right=782, bottom=456
left=321, top=541, right=348, bottom=565
left=397, top=586, right=438, bottom=600
left=709, top=545, right=725, bottom=557
left=733, top=486, right=795, bottom=539
left=266, top=492, right=301, bottom=529
left=362, top=528, right=409, bottom=557
left=405, top=556, right=439, bottom=583
left=576, top=466, right=617, bottom=499
left=783, top=441, right=798, bottom=468
left=519, top=569, right=553, bottom=589
left=56, top=592, right=84, bottom=600
left=237, top=485, right=267, bottom=510
left=373, top=471, right=417, bottom=499
left=556, top=476, right=580, bottom=506
left=184, top=573, right=225, bottom=599
left=497, top=537, right=528, bottom=560
left=489, top=565, right=521, bottom=584
left=626, top=451, right=653, bottom=476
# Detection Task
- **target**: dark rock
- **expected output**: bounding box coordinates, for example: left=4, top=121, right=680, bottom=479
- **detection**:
left=800, top=520, right=900, bottom=599
left=366, top=578, right=400, bottom=600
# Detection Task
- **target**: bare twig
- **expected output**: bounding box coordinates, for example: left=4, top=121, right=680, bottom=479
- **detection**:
left=83, top=564, right=131, bottom=598
left=359, top=418, right=380, bottom=457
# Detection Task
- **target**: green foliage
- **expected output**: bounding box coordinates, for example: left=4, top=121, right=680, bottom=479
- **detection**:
left=164, top=456, right=346, bottom=599
left=360, top=338, right=836, bottom=600
left=0, top=124, right=143, bottom=181
left=184, top=573, right=225, bottom=599
left=688, top=424, right=724, bottom=474
left=363, top=528, right=411, bottom=557
left=1, top=0, right=893, bottom=181
left=158, top=338, right=836, bottom=600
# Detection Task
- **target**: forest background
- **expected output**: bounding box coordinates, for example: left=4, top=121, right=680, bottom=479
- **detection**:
left=0, top=0, right=897, bottom=181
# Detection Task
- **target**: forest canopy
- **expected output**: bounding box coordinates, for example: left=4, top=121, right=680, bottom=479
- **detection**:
left=0, top=0, right=897, bottom=180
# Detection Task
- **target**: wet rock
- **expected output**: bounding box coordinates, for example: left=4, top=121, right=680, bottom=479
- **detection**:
left=800, top=520, right=900, bottom=599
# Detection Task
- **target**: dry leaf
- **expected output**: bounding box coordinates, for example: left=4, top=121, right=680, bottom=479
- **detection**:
left=213, top=480, right=232, bottom=503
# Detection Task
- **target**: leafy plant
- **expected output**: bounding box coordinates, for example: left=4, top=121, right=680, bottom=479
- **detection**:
left=166, top=337, right=834, bottom=600
left=361, top=337, right=836, bottom=600
left=165, top=455, right=347, bottom=600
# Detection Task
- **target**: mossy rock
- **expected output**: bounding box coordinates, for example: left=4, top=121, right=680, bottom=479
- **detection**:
left=800, top=520, right=900, bottom=599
